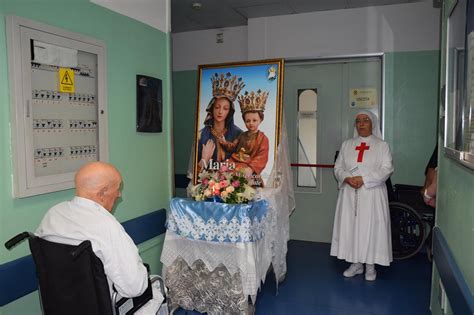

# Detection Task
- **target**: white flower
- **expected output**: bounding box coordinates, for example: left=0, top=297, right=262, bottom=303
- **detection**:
left=242, top=185, right=256, bottom=201
left=198, top=170, right=211, bottom=181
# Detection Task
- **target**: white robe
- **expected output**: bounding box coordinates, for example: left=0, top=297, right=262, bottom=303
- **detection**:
left=330, top=135, right=394, bottom=266
left=36, top=196, right=148, bottom=297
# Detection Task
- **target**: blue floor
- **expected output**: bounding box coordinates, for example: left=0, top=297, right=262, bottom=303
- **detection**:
left=175, top=240, right=432, bottom=315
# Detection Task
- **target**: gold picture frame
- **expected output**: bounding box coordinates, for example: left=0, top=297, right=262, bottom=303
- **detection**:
left=193, top=59, right=284, bottom=187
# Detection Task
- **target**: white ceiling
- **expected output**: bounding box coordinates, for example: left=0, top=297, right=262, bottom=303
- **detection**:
left=171, top=0, right=436, bottom=33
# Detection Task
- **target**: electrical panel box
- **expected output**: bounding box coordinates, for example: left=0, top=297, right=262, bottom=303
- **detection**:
left=7, top=16, right=108, bottom=197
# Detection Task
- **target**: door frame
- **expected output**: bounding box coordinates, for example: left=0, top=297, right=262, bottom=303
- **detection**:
left=285, top=53, right=385, bottom=194
left=285, top=53, right=386, bottom=138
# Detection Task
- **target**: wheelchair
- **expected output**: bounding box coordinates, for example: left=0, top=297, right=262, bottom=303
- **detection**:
left=5, top=232, right=168, bottom=315
left=386, top=180, right=435, bottom=260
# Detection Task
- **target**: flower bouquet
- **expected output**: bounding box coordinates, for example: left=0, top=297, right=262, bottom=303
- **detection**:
left=191, top=166, right=256, bottom=204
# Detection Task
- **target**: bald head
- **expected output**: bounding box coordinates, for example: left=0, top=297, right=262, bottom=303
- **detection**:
left=75, top=162, right=122, bottom=211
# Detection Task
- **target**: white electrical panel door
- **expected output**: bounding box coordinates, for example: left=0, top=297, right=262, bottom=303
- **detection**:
left=7, top=16, right=108, bottom=197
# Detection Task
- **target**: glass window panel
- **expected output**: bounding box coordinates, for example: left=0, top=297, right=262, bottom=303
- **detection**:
left=297, top=89, right=317, bottom=187
left=444, top=0, right=474, bottom=168
left=465, top=32, right=474, bottom=154
left=446, top=0, right=467, bottom=151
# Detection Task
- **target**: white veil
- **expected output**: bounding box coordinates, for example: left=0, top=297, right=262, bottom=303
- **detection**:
left=352, top=110, right=383, bottom=139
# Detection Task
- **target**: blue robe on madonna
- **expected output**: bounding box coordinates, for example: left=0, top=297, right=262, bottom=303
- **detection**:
left=198, top=124, right=242, bottom=164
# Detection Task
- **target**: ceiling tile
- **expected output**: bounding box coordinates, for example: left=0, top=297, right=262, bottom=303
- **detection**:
left=172, top=0, right=246, bottom=32
left=171, top=0, right=425, bottom=33
left=225, top=0, right=282, bottom=7
left=346, top=0, right=410, bottom=8
left=289, top=0, right=347, bottom=13
left=235, top=3, right=295, bottom=19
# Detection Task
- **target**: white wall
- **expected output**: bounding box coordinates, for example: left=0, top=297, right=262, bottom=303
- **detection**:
left=90, top=0, right=170, bottom=33
left=172, top=0, right=440, bottom=71
left=172, top=26, right=248, bottom=71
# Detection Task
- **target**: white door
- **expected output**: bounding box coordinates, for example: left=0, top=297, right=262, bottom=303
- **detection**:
left=284, top=57, right=382, bottom=242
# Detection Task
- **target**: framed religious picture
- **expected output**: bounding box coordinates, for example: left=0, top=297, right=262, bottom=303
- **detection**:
left=193, top=59, right=284, bottom=187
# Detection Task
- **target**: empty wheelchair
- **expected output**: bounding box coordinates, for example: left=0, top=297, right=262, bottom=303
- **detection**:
left=5, top=232, right=168, bottom=315
left=387, top=182, right=435, bottom=260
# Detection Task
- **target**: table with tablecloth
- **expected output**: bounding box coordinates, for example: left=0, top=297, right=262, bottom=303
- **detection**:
left=160, top=188, right=290, bottom=314
left=161, top=120, right=294, bottom=314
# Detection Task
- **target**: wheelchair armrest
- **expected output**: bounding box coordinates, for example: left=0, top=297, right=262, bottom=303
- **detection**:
left=113, top=278, right=153, bottom=315
left=394, top=184, right=423, bottom=192
left=4, top=232, right=34, bottom=250
left=150, top=275, right=167, bottom=302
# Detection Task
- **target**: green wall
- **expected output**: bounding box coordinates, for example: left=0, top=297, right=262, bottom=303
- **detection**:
left=0, top=0, right=172, bottom=312
left=430, top=1, right=474, bottom=313
left=172, top=70, right=197, bottom=197
left=384, top=51, right=440, bottom=185
left=172, top=70, right=197, bottom=176
left=172, top=51, right=440, bottom=242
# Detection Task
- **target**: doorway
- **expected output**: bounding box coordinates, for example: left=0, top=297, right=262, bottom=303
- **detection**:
left=284, top=56, right=383, bottom=242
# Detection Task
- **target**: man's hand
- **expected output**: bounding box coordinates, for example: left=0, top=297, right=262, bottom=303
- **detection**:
left=422, top=167, right=436, bottom=192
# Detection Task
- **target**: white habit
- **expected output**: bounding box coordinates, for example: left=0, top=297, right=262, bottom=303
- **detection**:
left=36, top=196, right=148, bottom=297
left=330, top=134, right=394, bottom=266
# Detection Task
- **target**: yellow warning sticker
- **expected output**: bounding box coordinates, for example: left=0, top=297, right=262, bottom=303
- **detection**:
left=58, top=68, right=75, bottom=93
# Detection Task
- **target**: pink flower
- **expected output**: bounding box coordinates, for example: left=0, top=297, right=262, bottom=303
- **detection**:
left=202, top=178, right=209, bottom=186
left=214, top=190, right=221, bottom=196
left=219, top=180, right=228, bottom=187
left=232, top=180, right=240, bottom=188
left=208, top=180, right=215, bottom=187
left=213, top=183, right=221, bottom=190
left=220, top=165, right=228, bottom=172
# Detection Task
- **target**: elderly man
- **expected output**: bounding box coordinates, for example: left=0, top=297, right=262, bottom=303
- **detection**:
left=36, top=161, right=148, bottom=298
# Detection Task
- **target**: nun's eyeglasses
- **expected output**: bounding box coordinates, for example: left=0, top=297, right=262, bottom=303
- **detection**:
left=355, top=118, right=371, bottom=124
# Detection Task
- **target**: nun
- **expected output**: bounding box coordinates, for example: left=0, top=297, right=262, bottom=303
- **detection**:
left=330, top=110, right=394, bottom=281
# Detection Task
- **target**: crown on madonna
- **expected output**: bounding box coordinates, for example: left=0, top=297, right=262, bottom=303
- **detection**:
left=211, top=72, right=245, bottom=102
left=238, top=89, right=269, bottom=113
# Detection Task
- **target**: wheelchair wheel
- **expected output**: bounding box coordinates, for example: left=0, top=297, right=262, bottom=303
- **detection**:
left=390, top=202, right=425, bottom=260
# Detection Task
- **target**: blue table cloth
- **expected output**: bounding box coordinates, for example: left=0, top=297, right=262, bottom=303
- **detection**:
left=166, top=198, right=268, bottom=243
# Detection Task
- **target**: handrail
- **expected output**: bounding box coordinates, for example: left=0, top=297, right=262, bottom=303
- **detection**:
left=433, top=227, right=474, bottom=315
left=290, top=163, right=334, bottom=168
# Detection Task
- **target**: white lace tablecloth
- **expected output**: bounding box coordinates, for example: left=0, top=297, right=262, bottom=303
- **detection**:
left=160, top=207, right=272, bottom=300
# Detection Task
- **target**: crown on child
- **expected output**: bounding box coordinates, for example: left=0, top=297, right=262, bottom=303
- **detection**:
left=211, top=72, right=245, bottom=102
left=238, top=89, right=269, bottom=113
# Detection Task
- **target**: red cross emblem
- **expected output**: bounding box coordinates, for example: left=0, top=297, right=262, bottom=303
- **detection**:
left=356, top=142, right=370, bottom=162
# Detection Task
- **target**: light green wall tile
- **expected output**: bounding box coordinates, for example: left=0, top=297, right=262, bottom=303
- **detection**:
left=384, top=51, right=440, bottom=186
left=172, top=70, right=197, bottom=175
left=1, top=291, right=41, bottom=315
left=138, top=234, right=165, bottom=275
left=436, top=155, right=474, bottom=291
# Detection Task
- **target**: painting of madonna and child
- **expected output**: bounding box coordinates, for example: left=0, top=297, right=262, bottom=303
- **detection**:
left=193, top=59, right=284, bottom=188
